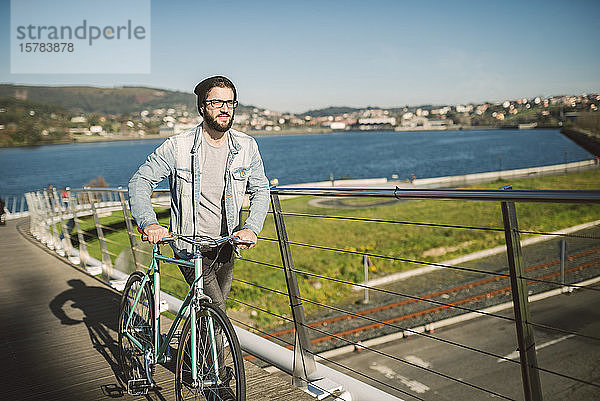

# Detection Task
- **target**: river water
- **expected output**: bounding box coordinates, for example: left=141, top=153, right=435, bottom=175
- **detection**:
left=0, top=128, right=593, bottom=197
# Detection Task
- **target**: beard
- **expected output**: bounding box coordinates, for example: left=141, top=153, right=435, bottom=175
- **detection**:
left=203, top=110, right=234, bottom=133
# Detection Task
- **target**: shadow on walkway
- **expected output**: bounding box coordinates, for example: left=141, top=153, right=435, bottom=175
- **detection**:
left=49, top=279, right=172, bottom=400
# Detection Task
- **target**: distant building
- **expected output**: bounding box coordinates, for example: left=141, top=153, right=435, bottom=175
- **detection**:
left=68, top=127, right=92, bottom=135
left=358, top=117, right=396, bottom=125
left=90, top=125, right=104, bottom=134
left=15, top=89, right=28, bottom=100
left=158, top=125, right=174, bottom=136
left=174, top=123, right=198, bottom=134
left=71, top=116, right=87, bottom=124
left=397, top=116, right=453, bottom=131
left=455, top=104, right=474, bottom=113
left=354, top=116, right=396, bottom=130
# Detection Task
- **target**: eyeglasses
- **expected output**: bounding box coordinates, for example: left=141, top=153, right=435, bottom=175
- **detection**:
left=204, top=99, right=239, bottom=109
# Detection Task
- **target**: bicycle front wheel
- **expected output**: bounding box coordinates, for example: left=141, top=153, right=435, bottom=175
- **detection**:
left=175, top=302, right=246, bottom=401
left=118, top=271, right=155, bottom=383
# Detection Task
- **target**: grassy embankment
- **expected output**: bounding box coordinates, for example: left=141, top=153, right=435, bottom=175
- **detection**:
left=75, top=169, right=600, bottom=328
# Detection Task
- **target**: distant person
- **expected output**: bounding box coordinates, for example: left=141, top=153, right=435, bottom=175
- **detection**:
left=128, top=76, right=269, bottom=400
left=59, top=190, right=75, bottom=241
left=0, top=197, right=5, bottom=225
left=47, top=184, right=57, bottom=211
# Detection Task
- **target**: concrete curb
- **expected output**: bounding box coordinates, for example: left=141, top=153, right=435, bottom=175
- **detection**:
left=411, top=160, right=596, bottom=188
left=353, top=219, right=600, bottom=290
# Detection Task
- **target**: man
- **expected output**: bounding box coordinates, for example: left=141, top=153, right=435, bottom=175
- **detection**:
left=129, top=75, right=269, bottom=307
left=128, top=76, right=270, bottom=398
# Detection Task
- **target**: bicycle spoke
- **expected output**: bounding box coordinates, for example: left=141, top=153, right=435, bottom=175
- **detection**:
left=176, top=303, right=245, bottom=400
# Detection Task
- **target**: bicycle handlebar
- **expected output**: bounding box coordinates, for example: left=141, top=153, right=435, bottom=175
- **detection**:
left=137, top=226, right=255, bottom=247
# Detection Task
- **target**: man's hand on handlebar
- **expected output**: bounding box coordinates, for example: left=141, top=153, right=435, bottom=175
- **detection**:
left=143, top=224, right=170, bottom=244
left=233, top=228, right=257, bottom=249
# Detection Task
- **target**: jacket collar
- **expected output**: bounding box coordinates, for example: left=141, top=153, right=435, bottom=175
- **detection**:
left=191, top=124, right=202, bottom=154
left=228, top=129, right=241, bottom=155
left=191, top=123, right=240, bottom=155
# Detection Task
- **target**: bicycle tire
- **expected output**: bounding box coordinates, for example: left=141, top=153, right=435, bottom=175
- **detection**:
left=175, top=302, right=246, bottom=401
left=117, top=271, right=155, bottom=384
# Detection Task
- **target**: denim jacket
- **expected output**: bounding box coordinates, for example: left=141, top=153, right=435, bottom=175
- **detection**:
left=128, top=124, right=270, bottom=253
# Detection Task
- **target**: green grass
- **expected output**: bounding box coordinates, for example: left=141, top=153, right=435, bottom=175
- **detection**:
left=76, top=169, right=600, bottom=328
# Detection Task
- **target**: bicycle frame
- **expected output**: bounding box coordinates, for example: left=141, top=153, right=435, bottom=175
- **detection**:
left=123, top=242, right=221, bottom=387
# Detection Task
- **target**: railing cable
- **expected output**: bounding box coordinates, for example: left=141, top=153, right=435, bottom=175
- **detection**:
left=528, top=321, right=600, bottom=343
left=534, top=365, right=600, bottom=389
left=232, top=293, right=516, bottom=401
left=238, top=257, right=516, bottom=322
left=227, top=306, right=427, bottom=401
left=275, top=238, right=513, bottom=279
left=518, top=229, right=600, bottom=240
left=279, top=211, right=505, bottom=232
left=297, top=319, right=515, bottom=401
left=233, top=278, right=517, bottom=360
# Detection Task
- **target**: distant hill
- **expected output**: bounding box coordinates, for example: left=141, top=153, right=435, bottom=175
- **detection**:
left=299, top=105, right=430, bottom=117
left=0, top=84, right=421, bottom=117
left=0, top=97, right=72, bottom=147
left=300, top=106, right=362, bottom=117
left=0, top=84, right=263, bottom=116
left=0, top=84, right=197, bottom=115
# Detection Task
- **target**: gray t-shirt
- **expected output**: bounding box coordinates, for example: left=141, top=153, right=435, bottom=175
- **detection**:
left=196, top=137, right=228, bottom=237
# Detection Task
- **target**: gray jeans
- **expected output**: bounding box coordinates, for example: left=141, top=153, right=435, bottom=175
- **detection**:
left=176, top=243, right=235, bottom=314
left=176, top=244, right=234, bottom=379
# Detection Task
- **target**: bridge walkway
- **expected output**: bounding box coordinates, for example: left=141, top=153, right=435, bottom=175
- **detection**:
left=0, top=218, right=313, bottom=401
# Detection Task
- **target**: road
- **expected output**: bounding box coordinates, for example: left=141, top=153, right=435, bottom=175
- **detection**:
left=323, top=285, right=600, bottom=401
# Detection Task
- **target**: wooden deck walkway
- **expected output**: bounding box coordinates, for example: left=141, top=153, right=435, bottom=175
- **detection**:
left=0, top=218, right=313, bottom=401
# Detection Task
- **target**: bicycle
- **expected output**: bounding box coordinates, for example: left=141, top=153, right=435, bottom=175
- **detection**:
left=117, top=228, right=250, bottom=400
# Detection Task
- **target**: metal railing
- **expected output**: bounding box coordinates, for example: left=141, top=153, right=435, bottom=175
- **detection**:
left=2, top=194, right=28, bottom=219
left=23, top=185, right=600, bottom=401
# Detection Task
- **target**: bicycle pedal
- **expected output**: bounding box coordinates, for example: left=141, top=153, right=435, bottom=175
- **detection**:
left=127, top=378, right=152, bottom=395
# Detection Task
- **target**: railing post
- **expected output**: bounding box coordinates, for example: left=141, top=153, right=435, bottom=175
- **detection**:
left=44, top=188, right=60, bottom=250
left=270, top=193, right=317, bottom=389
left=118, top=189, right=139, bottom=272
left=363, top=255, right=370, bottom=304
left=51, top=188, right=65, bottom=255
left=558, top=240, right=571, bottom=294
left=500, top=186, right=543, bottom=401
left=42, top=191, right=51, bottom=244
left=25, top=193, right=39, bottom=238
left=88, top=190, right=113, bottom=280
left=55, top=188, right=73, bottom=257
left=34, top=191, right=49, bottom=243
left=67, top=190, right=90, bottom=269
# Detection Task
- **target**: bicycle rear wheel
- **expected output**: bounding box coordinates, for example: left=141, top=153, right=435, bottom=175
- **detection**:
left=118, top=271, right=155, bottom=385
left=175, top=302, right=246, bottom=401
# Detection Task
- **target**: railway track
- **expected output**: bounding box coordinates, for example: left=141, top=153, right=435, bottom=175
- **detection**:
left=265, top=246, right=600, bottom=353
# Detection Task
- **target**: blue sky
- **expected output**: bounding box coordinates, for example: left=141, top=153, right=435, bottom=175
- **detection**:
left=1, top=0, right=599, bottom=113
